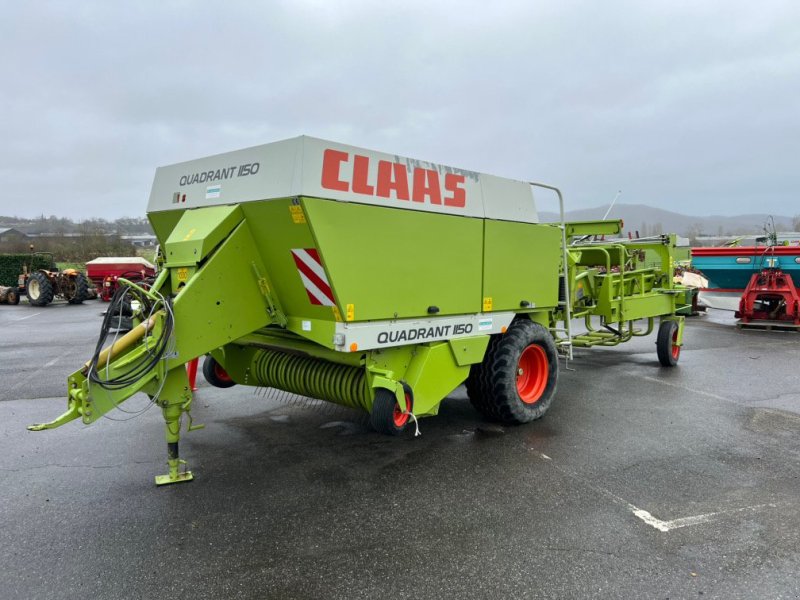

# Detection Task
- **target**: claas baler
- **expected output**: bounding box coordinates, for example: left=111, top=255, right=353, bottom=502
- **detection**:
left=29, top=136, right=685, bottom=485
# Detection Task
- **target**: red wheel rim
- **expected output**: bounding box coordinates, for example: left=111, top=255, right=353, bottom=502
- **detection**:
left=671, top=328, right=680, bottom=360
left=393, top=392, right=412, bottom=427
left=214, top=363, right=232, bottom=383
left=516, top=345, right=548, bottom=404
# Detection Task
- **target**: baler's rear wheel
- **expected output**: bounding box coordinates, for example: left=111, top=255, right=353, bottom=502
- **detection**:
left=371, top=388, right=412, bottom=435
left=67, top=273, right=89, bottom=304
left=466, top=335, right=502, bottom=421
left=202, top=355, right=236, bottom=388
left=26, top=272, right=54, bottom=306
left=656, top=320, right=681, bottom=367
left=479, top=320, right=559, bottom=424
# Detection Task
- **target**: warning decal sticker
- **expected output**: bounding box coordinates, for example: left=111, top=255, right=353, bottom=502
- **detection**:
left=290, top=248, right=336, bottom=306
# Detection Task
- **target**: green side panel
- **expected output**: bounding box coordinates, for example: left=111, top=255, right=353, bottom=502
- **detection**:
left=303, top=197, right=484, bottom=320
left=148, top=209, right=185, bottom=244
left=404, top=342, right=471, bottom=416
left=483, top=220, right=561, bottom=311
left=164, top=205, right=243, bottom=265
left=240, top=199, right=340, bottom=324
left=617, top=294, right=676, bottom=322
left=448, top=335, right=490, bottom=367
left=167, top=221, right=272, bottom=365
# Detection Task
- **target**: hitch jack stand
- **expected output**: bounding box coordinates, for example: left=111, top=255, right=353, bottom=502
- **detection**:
left=154, top=398, right=194, bottom=486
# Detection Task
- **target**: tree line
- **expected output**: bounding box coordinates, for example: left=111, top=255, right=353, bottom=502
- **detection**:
left=0, top=215, right=153, bottom=235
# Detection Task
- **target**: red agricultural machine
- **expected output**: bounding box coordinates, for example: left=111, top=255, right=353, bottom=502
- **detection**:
left=86, top=257, right=156, bottom=301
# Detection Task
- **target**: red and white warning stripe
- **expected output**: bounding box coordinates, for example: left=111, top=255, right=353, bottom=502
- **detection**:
left=290, top=248, right=336, bottom=306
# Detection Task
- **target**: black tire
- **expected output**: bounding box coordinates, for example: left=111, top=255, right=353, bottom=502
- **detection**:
left=67, top=273, right=89, bottom=304
left=4, top=287, right=20, bottom=305
left=370, top=387, right=412, bottom=435
left=202, top=355, right=236, bottom=388
left=656, top=320, right=681, bottom=367
left=110, top=299, right=133, bottom=317
left=26, top=271, right=54, bottom=306
left=108, top=316, right=132, bottom=332
left=479, top=319, right=559, bottom=424
left=466, top=335, right=502, bottom=421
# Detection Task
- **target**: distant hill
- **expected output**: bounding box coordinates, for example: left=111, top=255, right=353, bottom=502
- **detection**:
left=538, top=203, right=796, bottom=237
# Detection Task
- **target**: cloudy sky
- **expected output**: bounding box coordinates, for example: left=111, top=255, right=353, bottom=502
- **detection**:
left=2, top=0, right=798, bottom=220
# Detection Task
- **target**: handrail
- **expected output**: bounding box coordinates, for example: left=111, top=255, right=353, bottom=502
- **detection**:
left=528, top=181, right=572, bottom=360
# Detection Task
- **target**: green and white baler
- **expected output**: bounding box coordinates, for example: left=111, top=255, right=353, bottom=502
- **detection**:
left=30, top=136, right=685, bottom=485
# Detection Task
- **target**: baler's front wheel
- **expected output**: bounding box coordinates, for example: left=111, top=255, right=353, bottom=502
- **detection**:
left=656, top=320, right=681, bottom=366
left=202, top=355, right=236, bottom=388
left=482, top=320, right=559, bottom=424
left=371, top=388, right=412, bottom=435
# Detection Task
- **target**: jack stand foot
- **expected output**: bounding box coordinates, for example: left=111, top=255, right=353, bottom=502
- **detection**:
left=154, top=444, right=194, bottom=486
left=155, top=470, right=194, bottom=486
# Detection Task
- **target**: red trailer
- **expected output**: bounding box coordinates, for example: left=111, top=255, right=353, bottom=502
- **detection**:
left=85, top=257, right=156, bottom=301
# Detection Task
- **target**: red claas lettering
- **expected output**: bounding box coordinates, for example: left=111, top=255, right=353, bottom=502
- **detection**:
left=321, top=149, right=466, bottom=208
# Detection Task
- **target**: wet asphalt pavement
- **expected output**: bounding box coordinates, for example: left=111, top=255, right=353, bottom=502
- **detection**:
left=1, top=301, right=799, bottom=599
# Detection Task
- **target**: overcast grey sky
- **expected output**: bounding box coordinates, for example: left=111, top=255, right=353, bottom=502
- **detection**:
left=2, top=0, right=798, bottom=220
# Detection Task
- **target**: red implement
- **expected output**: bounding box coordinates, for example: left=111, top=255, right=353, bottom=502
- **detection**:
left=735, top=269, right=800, bottom=326
left=86, top=257, right=156, bottom=301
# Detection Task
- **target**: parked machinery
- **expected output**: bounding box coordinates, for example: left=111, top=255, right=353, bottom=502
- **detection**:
left=86, top=256, right=156, bottom=301
left=29, top=136, right=686, bottom=485
left=18, top=252, right=89, bottom=306
left=0, top=285, right=20, bottom=305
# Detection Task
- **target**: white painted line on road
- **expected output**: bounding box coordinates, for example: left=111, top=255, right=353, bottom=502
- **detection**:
left=529, top=450, right=783, bottom=533
left=630, top=503, right=780, bottom=532
left=14, top=312, right=42, bottom=321
left=7, top=348, right=74, bottom=396
left=640, top=375, right=733, bottom=404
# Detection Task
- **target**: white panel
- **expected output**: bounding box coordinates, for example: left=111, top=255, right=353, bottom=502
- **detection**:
left=480, top=174, right=538, bottom=223
left=333, top=312, right=516, bottom=351
left=147, top=136, right=541, bottom=223
left=147, top=137, right=304, bottom=213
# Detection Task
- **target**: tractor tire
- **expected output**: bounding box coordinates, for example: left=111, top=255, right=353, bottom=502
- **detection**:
left=656, top=320, right=681, bottom=367
left=478, top=319, right=559, bottom=424
left=202, top=356, right=236, bottom=388
left=67, top=273, right=89, bottom=304
left=26, top=271, right=54, bottom=306
left=370, top=387, right=412, bottom=435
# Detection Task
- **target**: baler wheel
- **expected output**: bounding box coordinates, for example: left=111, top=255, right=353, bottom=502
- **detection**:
left=202, top=355, right=236, bottom=388
left=26, top=272, right=54, bottom=306
left=371, top=388, right=412, bottom=435
left=656, top=321, right=680, bottom=367
left=67, top=273, right=89, bottom=304
left=482, top=320, right=558, bottom=424
left=466, top=335, right=502, bottom=421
